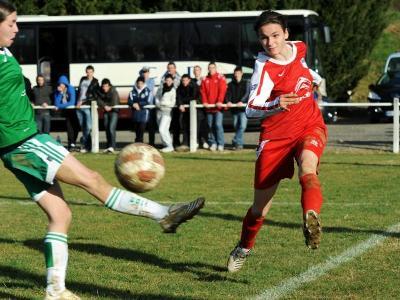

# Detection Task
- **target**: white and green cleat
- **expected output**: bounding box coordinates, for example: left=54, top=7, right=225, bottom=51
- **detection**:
left=159, top=197, right=205, bottom=233
left=45, top=289, right=81, bottom=300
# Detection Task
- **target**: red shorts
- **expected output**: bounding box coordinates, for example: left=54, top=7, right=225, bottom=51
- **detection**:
left=254, top=126, right=327, bottom=189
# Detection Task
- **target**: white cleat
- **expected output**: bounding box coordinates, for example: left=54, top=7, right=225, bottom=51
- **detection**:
left=227, top=244, right=251, bottom=273
left=44, top=289, right=81, bottom=300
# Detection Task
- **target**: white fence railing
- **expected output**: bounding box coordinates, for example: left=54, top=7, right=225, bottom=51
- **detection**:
left=33, top=98, right=400, bottom=153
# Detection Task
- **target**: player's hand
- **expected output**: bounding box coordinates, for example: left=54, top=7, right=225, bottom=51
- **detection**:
left=226, top=101, right=233, bottom=108
left=216, top=102, right=223, bottom=108
left=104, top=105, right=111, bottom=112
left=279, top=93, right=300, bottom=111
left=179, top=104, right=185, bottom=112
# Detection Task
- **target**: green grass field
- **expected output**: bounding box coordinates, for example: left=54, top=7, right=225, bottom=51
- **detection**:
left=1, top=150, right=400, bottom=299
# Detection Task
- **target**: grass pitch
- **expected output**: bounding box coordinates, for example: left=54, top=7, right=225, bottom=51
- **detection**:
left=0, top=150, right=399, bottom=299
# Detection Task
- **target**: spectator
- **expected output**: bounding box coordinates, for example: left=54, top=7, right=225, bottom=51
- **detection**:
left=226, top=66, right=250, bottom=150
left=32, top=74, right=52, bottom=134
left=128, top=76, right=151, bottom=143
left=193, top=65, right=209, bottom=149
left=161, top=61, right=181, bottom=147
left=54, top=75, right=80, bottom=151
left=140, top=66, right=157, bottom=146
left=97, top=78, right=120, bottom=153
left=176, top=74, right=199, bottom=150
left=76, top=65, right=100, bottom=153
left=200, top=62, right=227, bottom=151
left=156, top=74, right=176, bottom=153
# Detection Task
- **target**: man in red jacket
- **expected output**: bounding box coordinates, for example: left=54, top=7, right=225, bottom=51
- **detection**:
left=200, top=62, right=227, bottom=151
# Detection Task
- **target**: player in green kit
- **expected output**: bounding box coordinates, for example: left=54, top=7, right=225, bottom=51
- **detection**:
left=0, top=1, right=205, bottom=299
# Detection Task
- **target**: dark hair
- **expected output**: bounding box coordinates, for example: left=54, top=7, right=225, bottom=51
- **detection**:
left=234, top=66, right=242, bottom=73
left=101, top=78, right=111, bottom=86
left=181, top=74, right=191, bottom=80
left=208, top=61, right=216, bottom=66
left=0, top=0, right=16, bottom=23
left=136, top=76, right=145, bottom=83
left=36, top=74, right=45, bottom=80
left=254, top=10, right=287, bottom=32
left=167, top=61, right=176, bottom=67
left=86, top=65, right=94, bottom=71
left=164, top=74, right=173, bottom=81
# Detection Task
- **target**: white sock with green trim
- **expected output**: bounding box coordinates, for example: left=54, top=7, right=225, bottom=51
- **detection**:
left=44, top=232, right=68, bottom=296
left=105, top=188, right=169, bottom=220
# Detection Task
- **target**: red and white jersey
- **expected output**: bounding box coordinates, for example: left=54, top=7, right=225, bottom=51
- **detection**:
left=246, top=41, right=325, bottom=140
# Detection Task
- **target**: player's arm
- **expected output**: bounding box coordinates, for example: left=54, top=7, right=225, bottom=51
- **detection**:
left=246, top=62, right=298, bottom=119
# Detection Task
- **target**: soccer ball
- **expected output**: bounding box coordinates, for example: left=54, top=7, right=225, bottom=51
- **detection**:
left=114, top=143, right=165, bottom=193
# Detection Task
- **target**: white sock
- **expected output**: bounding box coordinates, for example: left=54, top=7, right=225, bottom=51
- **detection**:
left=44, top=232, right=68, bottom=296
left=105, top=188, right=169, bottom=220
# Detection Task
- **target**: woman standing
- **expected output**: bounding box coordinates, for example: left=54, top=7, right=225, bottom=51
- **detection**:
left=156, top=74, right=176, bottom=153
left=128, top=76, right=151, bottom=143
left=97, top=78, right=120, bottom=153
left=227, top=10, right=327, bottom=272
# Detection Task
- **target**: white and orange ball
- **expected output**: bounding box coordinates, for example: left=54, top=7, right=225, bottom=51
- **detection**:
left=114, top=143, right=165, bottom=193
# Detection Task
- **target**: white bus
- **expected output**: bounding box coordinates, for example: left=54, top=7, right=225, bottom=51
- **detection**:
left=13, top=9, right=330, bottom=100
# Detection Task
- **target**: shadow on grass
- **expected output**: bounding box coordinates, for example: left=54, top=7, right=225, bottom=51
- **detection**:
left=0, top=195, right=30, bottom=201
left=23, top=239, right=247, bottom=285
left=0, top=289, right=32, bottom=300
left=200, top=211, right=400, bottom=238
left=0, top=265, right=202, bottom=299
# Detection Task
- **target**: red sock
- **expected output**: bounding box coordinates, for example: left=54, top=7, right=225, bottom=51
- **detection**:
left=240, top=207, right=265, bottom=249
left=300, top=173, right=323, bottom=214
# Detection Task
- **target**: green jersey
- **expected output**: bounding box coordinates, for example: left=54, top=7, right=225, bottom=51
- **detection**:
left=0, top=47, right=37, bottom=148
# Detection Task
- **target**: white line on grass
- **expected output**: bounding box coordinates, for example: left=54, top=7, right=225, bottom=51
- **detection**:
left=251, top=222, right=400, bottom=300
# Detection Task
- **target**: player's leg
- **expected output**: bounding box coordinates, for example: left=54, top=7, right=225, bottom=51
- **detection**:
left=56, top=153, right=204, bottom=232
left=227, top=138, right=295, bottom=272
left=296, top=126, right=327, bottom=249
left=36, top=183, right=80, bottom=299
left=227, top=184, right=278, bottom=273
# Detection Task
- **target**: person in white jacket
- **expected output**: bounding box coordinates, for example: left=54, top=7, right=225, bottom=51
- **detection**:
left=156, top=74, right=176, bottom=152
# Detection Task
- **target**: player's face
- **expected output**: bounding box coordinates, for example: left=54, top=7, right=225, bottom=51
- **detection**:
left=0, top=12, right=19, bottom=47
left=258, top=23, right=288, bottom=59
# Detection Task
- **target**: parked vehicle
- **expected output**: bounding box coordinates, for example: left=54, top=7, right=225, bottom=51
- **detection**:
left=368, top=71, right=400, bottom=122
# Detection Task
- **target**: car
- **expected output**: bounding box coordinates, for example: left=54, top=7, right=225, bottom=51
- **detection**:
left=368, top=71, right=400, bottom=122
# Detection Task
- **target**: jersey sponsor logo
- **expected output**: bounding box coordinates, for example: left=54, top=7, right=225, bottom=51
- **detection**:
left=295, top=77, right=312, bottom=95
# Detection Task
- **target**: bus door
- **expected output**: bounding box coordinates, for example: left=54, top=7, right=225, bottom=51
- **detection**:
left=38, top=26, right=69, bottom=88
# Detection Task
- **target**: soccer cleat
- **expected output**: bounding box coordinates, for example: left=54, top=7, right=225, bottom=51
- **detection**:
left=227, top=244, right=251, bottom=273
left=159, top=197, right=205, bottom=233
left=44, top=289, right=81, bottom=300
left=303, top=210, right=322, bottom=249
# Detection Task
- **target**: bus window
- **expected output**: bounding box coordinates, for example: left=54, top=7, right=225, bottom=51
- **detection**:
left=10, top=27, right=36, bottom=64
left=100, top=22, right=180, bottom=62
left=241, top=22, right=262, bottom=66
left=71, top=24, right=99, bottom=62
left=182, top=21, right=239, bottom=63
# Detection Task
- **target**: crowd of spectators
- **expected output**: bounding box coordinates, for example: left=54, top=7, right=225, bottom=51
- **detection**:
left=27, top=61, right=251, bottom=153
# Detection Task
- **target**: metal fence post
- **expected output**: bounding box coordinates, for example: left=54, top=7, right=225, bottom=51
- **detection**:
left=91, top=101, right=99, bottom=153
left=393, top=97, right=399, bottom=153
left=189, top=100, right=197, bottom=152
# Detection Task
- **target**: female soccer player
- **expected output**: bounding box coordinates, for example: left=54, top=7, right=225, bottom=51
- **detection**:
left=0, top=1, right=204, bottom=299
left=227, top=10, right=327, bottom=273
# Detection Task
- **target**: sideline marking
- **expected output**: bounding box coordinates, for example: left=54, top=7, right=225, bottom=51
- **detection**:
left=251, top=222, right=400, bottom=300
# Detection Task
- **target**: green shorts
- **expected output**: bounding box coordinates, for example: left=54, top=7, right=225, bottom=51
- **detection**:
left=1, top=134, right=69, bottom=201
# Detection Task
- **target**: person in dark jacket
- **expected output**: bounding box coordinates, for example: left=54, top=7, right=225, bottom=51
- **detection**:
left=226, top=66, right=250, bottom=150
left=176, top=74, right=199, bottom=150
left=97, top=78, right=120, bottom=153
left=54, top=75, right=80, bottom=151
left=76, top=65, right=100, bottom=152
left=128, top=76, right=151, bottom=143
left=32, top=74, right=53, bottom=134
